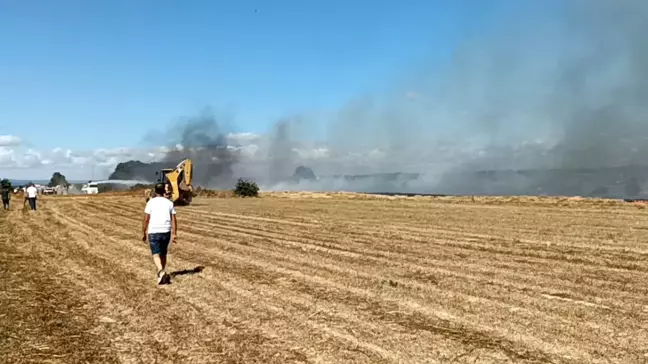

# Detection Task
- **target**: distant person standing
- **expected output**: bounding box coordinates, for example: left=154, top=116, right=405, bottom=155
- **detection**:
left=142, top=183, right=177, bottom=285
left=1, top=185, right=10, bottom=210
left=26, top=184, right=38, bottom=211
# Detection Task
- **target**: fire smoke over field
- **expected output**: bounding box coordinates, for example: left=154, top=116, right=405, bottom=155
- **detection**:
left=114, top=110, right=241, bottom=188
left=162, top=113, right=239, bottom=188
left=118, top=1, right=648, bottom=197
left=258, top=0, right=648, bottom=197
left=430, top=0, right=648, bottom=196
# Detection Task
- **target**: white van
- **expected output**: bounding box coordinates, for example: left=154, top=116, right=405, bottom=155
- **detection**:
left=81, top=182, right=99, bottom=194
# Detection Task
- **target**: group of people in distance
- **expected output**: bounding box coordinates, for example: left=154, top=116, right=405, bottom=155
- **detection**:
left=1, top=183, right=39, bottom=211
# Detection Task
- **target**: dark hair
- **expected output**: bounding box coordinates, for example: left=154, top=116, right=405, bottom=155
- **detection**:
left=154, top=183, right=166, bottom=195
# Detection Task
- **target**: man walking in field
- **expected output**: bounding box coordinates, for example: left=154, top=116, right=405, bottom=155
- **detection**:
left=142, top=183, right=177, bottom=285
left=1, top=185, right=10, bottom=210
left=25, top=183, right=38, bottom=211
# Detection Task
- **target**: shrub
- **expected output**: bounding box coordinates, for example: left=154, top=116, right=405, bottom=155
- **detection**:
left=0, top=178, right=11, bottom=189
left=234, top=178, right=259, bottom=197
left=48, top=172, right=69, bottom=188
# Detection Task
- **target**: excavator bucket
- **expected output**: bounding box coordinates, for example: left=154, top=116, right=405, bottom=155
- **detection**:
left=175, top=160, right=193, bottom=205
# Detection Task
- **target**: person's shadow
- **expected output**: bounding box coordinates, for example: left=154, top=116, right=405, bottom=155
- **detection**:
left=170, top=266, right=205, bottom=278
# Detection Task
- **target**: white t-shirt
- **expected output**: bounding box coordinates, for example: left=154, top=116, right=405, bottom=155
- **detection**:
left=144, top=197, right=176, bottom=234
left=26, top=186, right=38, bottom=198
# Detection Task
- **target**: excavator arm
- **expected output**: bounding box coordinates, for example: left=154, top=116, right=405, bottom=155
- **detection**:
left=179, top=159, right=192, bottom=189
left=162, top=159, right=193, bottom=205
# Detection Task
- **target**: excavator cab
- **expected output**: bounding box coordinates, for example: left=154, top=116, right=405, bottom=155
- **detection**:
left=154, top=160, right=193, bottom=206
left=155, top=169, right=174, bottom=199
left=156, top=169, right=174, bottom=183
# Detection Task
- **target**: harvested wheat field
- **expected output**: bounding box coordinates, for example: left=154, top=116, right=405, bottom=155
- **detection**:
left=1, top=193, right=648, bottom=364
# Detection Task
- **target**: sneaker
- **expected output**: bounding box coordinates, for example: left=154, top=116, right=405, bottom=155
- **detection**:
left=157, top=270, right=166, bottom=285
left=157, top=270, right=171, bottom=285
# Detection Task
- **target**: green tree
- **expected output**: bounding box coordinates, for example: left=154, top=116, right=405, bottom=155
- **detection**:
left=234, top=178, right=259, bottom=197
left=48, top=172, right=69, bottom=187
left=0, top=179, right=12, bottom=189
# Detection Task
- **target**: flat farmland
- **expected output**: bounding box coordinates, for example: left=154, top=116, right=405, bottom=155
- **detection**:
left=1, top=193, right=647, bottom=363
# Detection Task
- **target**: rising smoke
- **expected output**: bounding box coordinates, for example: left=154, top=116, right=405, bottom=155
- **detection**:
left=260, top=0, right=648, bottom=197
left=266, top=118, right=296, bottom=185
left=430, top=0, right=648, bottom=196
left=115, top=109, right=242, bottom=187
left=119, top=1, right=648, bottom=197
left=162, top=111, right=240, bottom=188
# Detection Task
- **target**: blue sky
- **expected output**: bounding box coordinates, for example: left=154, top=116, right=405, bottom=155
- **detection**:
left=1, top=0, right=577, bottom=181
left=0, top=0, right=514, bottom=151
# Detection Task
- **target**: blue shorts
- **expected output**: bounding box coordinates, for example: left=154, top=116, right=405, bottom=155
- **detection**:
left=148, top=232, right=171, bottom=256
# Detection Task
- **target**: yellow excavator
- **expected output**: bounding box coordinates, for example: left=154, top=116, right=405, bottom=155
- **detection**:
left=145, top=159, right=194, bottom=205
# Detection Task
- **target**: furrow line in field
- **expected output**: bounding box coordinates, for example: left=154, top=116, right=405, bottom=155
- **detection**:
left=101, top=199, right=646, bottom=252
left=77, top=204, right=646, bottom=327
left=170, top=229, right=593, bottom=364
left=33, top=230, right=196, bottom=361
left=49, top=204, right=409, bottom=363
left=177, top=223, right=645, bottom=357
left=44, top=212, right=326, bottom=363
left=175, top=244, right=568, bottom=363
left=190, top=201, right=648, bottom=252
left=89, top=201, right=648, bottom=284
left=189, top=198, right=627, bottom=218
left=180, top=206, right=641, bottom=261
left=174, top=205, right=648, bottom=273
left=48, top=197, right=648, bottom=362
left=5, top=208, right=176, bottom=363
left=182, top=215, right=648, bottom=307
left=1, top=208, right=121, bottom=363
left=62, top=203, right=641, bottom=359
left=72, top=201, right=648, bottom=311
left=79, top=200, right=568, bottom=364
left=186, top=200, right=640, bottom=233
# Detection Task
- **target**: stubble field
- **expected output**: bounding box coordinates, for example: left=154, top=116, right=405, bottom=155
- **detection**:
left=1, top=192, right=647, bottom=364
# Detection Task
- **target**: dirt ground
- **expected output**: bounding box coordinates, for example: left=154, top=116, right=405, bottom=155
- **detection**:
left=1, top=193, right=647, bottom=363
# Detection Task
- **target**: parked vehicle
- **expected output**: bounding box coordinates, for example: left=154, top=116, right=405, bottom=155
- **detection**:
left=81, top=182, right=99, bottom=194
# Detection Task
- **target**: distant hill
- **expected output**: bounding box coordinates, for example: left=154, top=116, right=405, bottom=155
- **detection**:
left=108, top=160, right=176, bottom=181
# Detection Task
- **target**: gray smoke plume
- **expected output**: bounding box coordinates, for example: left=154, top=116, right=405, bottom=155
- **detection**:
left=162, top=111, right=240, bottom=188
left=112, top=110, right=240, bottom=187
left=429, top=0, right=648, bottom=197
left=266, top=118, right=296, bottom=184
left=113, top=1, right=648, bottom=197
left=258, top=0, right=648, bottom=197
